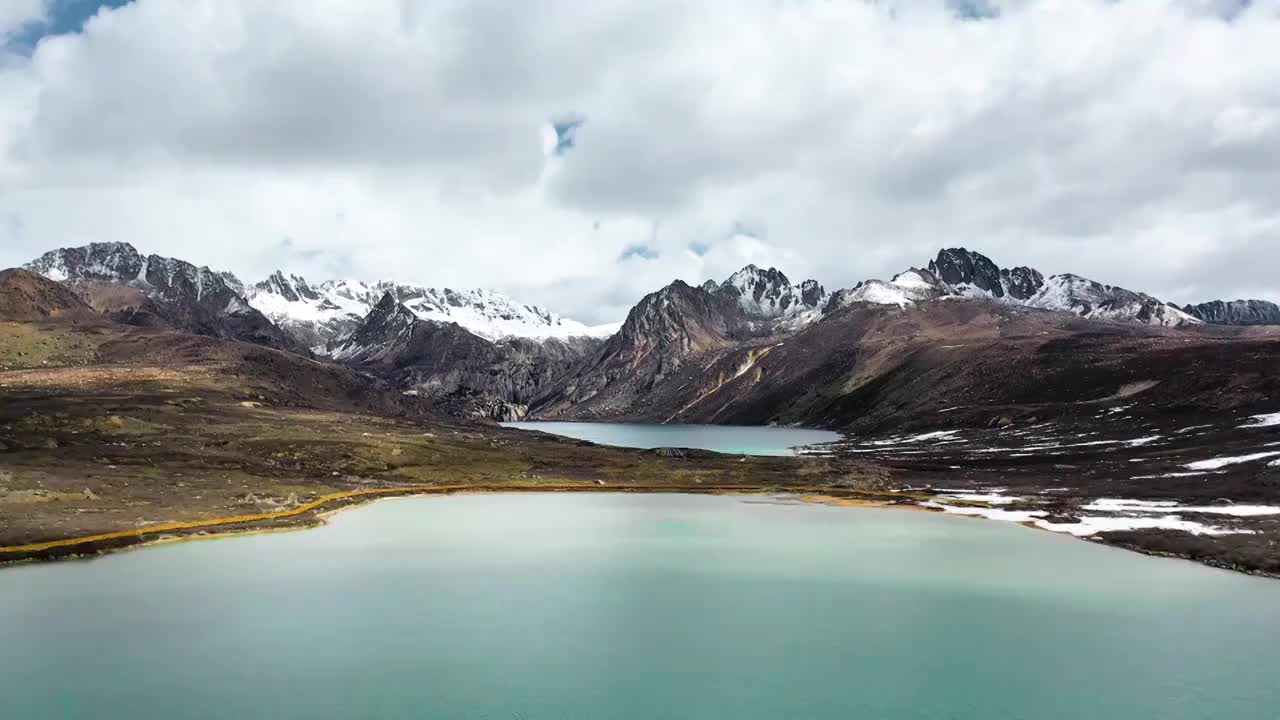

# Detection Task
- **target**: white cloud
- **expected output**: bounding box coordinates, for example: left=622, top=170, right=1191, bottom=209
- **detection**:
left=0, top=1, right=45, bottom=37
left=2, top=0, right=1280, bottom=323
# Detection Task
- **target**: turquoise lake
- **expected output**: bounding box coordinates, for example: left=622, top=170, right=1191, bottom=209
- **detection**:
left=1, top=493, right=1278, bottom=719
left=501, top=421, right=841, bottom=455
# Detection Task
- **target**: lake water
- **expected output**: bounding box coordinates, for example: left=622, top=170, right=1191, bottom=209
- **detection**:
left=2, top=494, right=1278, bottom=719
left=501, top=421, right=841, bottom=455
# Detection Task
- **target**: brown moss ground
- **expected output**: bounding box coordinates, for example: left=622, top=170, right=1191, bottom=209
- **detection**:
left=0, top=365, right=889, bottom=562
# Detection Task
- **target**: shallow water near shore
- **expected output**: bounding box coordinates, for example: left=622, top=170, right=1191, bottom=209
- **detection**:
left=501, top=420, right=840, bottom=455
left=2, top=493, right=1278, bottom=719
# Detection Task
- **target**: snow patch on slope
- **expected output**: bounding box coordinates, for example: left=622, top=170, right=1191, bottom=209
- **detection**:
left=1183, top=451, right=1280, bottom=470
left=1241, top=412, right=1280, bottom=428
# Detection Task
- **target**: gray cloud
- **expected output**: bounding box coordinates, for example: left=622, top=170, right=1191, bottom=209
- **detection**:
left=1, top=0, right=1279, bottom=326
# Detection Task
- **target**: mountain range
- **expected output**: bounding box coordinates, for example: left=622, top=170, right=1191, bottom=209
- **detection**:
left=18, top=241, right=1280, bottom=423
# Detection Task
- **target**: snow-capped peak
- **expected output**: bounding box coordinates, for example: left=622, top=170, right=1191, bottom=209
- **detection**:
left=246, top=272, right=618, bottom=347
left=1026, top=273, right=1199, bottom=327
left=711, top=264, right=827, bottom=324
left=825, top=248, right=1201, bottom=328
left=24, top=242, right=254, bottom=312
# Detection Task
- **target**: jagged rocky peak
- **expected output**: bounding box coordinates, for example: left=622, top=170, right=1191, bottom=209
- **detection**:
left=613, top=279, right=744, bottom=356
left=24, top=242, right=298, bottom=351
left=798, top=279, right=825, bottom=307
left=1002, top=265, right=1045, bottom=301
left=27, top=241, right=147, bottom=283
left=929, top=248, right=1007, bottom=298
left=709, top=264, right=826, bottom=324
left=826, top=247, right=1200, bottom=328
left=245, top=274, right=617, bottom=347
left=255, top=270, right=321, bottom=303
left=25, top=241, right=250, bottom=305
left=1182, top=299, right=1280, bottom=326
left=330, top=292, right=418, bottom=362
left=926, top=248, right=1046, bottom=301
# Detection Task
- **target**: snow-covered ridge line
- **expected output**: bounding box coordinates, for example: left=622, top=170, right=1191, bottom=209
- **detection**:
left=701, top=264, right=827, bottom=330
left=247, top=271, right=619, bottom=346
left=825, top=248, right=1202, bottom=328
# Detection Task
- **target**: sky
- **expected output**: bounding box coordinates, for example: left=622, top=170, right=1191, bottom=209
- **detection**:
left=1, top=0, right=1278, bottom=324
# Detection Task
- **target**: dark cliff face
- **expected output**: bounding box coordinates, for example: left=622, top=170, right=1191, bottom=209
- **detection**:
left=255, top=271, right=322, bottom=304
left=615, top=280, right=748, bottom=358
left=332, top=293, right=599, bottom=417
left=532, top=280, right=755, bottom=418
left=929, top=248, right=1008, bottom=297
left=1001, top=266, right=1045, bottom=301
left=800, top=279, right=825, bottom=307
left=717, top=266, right=796, bottom=314
left=25, top=243, right=300, bottom=353
left=1183, top=299, right=1280, bottom=326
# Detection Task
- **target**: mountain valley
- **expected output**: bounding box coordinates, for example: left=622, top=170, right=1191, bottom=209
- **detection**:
left=2, top=242, right=1279, bottom=575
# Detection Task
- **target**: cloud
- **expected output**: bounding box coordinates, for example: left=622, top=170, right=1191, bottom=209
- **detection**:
left=0, top=1, right=45, bottom=36
left=2, top=0, right=1280, bottom=325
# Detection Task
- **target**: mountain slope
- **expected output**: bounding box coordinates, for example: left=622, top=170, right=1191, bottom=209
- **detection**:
left=1183, top=299, right=1280, bottom=326
left=538, top=296, right=1280, bottom=431
left=828, top=248, right=1199, bottom=327
left=25, top=243, right=299, bottom=352
left=0, top=269, right=99, bottom=323
left=331, top=293, right=599, bottom=419
left=532, top=279, right=769, bottom=419
left=531, top=249, right=1277, bottom=428
left=246, top=271, right=618, bottom=349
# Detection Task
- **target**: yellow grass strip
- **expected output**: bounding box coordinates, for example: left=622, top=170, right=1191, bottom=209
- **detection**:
left=0, top=483, right=911, bottom=555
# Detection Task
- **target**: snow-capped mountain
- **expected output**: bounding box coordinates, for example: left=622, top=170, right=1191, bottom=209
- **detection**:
left=699, top=265, right=826, bottom=332
left=827, top=248, right=1201, bottom=328
left=712, top=265, right=826, bottom=320
left=331, top=291, right=604, bottom=420
left=25, top=242, right=298, bottom=350
left=826, top=269, right=948, bottom=310
left=27, top=242, right=241, bottom=308
left=246, top=271, right=620, bottom=350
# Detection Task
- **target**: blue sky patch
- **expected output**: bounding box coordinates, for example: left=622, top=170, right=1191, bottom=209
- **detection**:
left=7, top=0, right=132, bottom=54
left=619, top=243, right=659, bottom=261
left=551, top=116, right=585, bottom=155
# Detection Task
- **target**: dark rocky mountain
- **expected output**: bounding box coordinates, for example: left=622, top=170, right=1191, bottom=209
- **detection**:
left=917, top=248, right=1197, bottom=326
left=332, top=293, right=599, bottom=420
left=821, top=249, right=1197, bottom=327
left=1182, top=299, right=1280, bottom=326
left=531, top=279, right=776, bottom=419
left=531, top=249, right=1279, bottom=428
left=25, top=242, right=300, bottom=352
left=537, top=296, right=1280, bottom=432
left=928, top=249, right=1047, bottom=301
left=17, top=242, right=1277, bottom=426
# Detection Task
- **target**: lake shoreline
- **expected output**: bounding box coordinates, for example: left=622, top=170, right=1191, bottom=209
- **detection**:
left=4, top=485, right=1275, bottom=581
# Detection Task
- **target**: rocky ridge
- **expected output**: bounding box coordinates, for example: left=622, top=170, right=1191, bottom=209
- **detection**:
left=245, top=271, right=618, bottom=350
left=1182, top=299, right=1280, bottom=326
left=25, top=243, right=299, bottom=352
